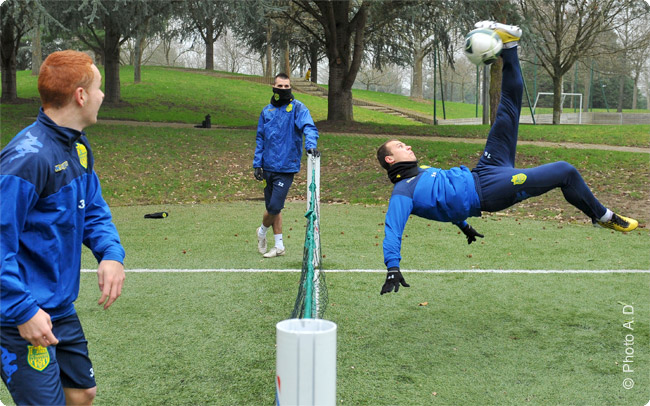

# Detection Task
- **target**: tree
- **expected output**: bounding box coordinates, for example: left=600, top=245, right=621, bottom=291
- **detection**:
left=519, top=0, right=632, bottom=124
left=177, top=0, right=232, bottom=71
left=1, top=0, right=37, bottom=101
left=379, top=2, right=456, bottom=99
left=45, top=0, right=172, bottom=103
left=611, top=2, right=650, bottom=111
left=289, top=0, right=403, bottom=122
left=231, top=0, right=279, bottom=80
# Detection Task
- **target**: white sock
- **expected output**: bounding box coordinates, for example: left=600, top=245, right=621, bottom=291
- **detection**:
left=259, top=224, right=268, bottom=236
left=274, top=234, right=284, bottom=250
left=599, top=209, right=613, bottom=222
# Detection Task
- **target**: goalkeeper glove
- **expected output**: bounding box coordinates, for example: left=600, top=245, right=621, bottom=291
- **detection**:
left=461, top=224, right=484, bottom=244
left=307, top=148, right=321, bottom=157
left=254, top=167, right=264, bottom=181
left=380, top=267, right=410, bottom=295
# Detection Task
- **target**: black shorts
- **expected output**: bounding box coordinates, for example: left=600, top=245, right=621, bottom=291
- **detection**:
left=1, top=313, right=96, bottom=406
left=263, top=171, right=295, bottom=215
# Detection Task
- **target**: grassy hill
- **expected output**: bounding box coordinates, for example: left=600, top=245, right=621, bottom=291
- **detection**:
left=2, top=66, right=649, bottom=223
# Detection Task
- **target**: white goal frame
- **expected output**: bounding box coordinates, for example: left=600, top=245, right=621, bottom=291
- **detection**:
left=532, top=92, right=583, bottom=124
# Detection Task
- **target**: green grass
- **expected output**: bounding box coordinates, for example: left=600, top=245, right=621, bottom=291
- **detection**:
left=350, top=86, right=480, bottom=119
left=74, top=203, right=649, bottom=271
left=1, top=66, right=649, bottom=405
left=6, top=67, right=424, bottom=127
left=1, top=203, right=648, bottom=405
left=2, top=119, right=648, bottom=223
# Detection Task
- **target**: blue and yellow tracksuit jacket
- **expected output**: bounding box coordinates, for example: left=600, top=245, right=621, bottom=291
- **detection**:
left=383, top=166, right=482, bottom=269
left=1, top=109, right=124, bottom=326
left=253, top=100, right=319, bottom=173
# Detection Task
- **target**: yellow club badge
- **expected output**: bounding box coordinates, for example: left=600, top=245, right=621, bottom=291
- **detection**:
left=285, top=103, right=293, bottom=112
left=27, top=346, right=50, bottom=371
left=76, top=143, right=88, bottom=169
left=511, top=173, right=527, bottom=185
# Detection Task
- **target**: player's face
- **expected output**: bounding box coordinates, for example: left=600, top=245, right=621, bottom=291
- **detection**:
left=274, top=77, right=291, bottom=89
left=81, top=64, right=104, bottom=127
left=386, top=140, right=416, bottom=164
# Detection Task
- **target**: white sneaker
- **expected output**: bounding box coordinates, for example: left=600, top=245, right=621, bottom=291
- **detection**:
left=256, top=227, right=267, bottom=254
left=474, top=20, right=522, bottom=46
left=263, top=247, right=286, bottom=258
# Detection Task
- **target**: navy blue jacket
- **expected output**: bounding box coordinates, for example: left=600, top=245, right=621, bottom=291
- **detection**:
left=1, top=109, right=124, bottom=326
left=383, top=165, right=481, bottom=269
left=253, top=99, right=318, bottom=173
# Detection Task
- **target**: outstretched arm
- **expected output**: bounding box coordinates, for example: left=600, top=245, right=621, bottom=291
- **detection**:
left=381, top=195, right=413, bottom=294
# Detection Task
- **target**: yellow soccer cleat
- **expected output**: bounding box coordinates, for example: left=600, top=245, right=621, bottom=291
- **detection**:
left=474, top=21, right=522, bottom=46
left=596, top=213, right=638, bottom=232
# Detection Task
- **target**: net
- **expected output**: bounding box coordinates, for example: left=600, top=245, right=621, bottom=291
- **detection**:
left=291, top=156, right=327, bottom=319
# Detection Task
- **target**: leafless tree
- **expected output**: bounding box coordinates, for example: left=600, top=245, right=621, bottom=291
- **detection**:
left=519, top=0, right=635, bottom=123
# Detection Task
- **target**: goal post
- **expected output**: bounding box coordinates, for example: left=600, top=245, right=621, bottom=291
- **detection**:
left=532, top=92, right=583, bottom=124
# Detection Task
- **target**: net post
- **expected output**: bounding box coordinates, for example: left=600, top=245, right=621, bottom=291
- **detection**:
left=307, top=155, right=321, bottom=317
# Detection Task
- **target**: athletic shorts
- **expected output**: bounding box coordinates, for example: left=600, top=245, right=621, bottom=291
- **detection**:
left=263, top=171, right=295, bottom=215
left=1, top=313, right=96, bottom=406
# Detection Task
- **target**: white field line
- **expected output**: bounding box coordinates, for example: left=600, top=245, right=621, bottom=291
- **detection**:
left=81, top=268, right=650, bottom=274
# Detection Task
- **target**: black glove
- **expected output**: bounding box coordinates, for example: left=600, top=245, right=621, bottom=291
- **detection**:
left=254, top=167, right=263, bottom=181
left=307, top=148, right=320, bottom=157
left=461, top=224, right=484, bottom=244
left=380, top=267, right=410, bottom=295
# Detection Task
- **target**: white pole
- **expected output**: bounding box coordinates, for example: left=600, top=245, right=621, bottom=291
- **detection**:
left=306, top=155, right=321, bottom=316
left=276, top=319, right=337, bottom=406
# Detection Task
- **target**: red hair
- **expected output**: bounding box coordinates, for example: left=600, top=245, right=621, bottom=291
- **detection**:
left=38, top=50, right=95, bottom=109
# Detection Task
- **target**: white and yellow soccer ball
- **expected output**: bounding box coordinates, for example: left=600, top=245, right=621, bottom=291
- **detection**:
left=464, top=28, right=503, bottom=67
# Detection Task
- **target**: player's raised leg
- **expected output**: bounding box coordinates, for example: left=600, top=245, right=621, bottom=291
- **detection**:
left=474, top=22, right=522, bottom=169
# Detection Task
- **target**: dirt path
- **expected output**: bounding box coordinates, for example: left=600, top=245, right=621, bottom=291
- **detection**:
left=97, top=118, right=650, bottom=154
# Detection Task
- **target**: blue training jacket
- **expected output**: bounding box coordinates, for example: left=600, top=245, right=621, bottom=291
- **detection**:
left=253, top=99, right=318, bottom=173
left=1, top=109, right=125, bottom=326
left=383, top=165, right=482, bottom=269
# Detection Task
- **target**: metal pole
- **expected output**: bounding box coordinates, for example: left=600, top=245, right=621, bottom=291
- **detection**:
left=437, top=47, right=446, bottom=120
left=482, top=65, right=489, bottom=125
left=589, top=60, right=594, bottom=112
left=475, top=65, right=479, bottom=118
left=433, top=51, right=437, bottom=125
left=520, top=60, right=536, bottom=125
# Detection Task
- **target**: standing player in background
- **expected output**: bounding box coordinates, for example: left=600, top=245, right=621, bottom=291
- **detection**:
left=376, top=22, right=638, bottom=295
left=253, top=73, right=320, bottom=258
left=1, top=50, right=126, bottom=405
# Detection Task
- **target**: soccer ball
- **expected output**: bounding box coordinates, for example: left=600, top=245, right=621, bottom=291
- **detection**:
left=464, top=28, right=503, bottom=67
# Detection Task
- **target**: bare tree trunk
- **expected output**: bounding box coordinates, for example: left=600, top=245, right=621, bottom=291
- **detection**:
left=552, top=74, right=563, bottom=124
left=205, top=25, right=214, bottom=70
left=1, top=17, right=19, bottom=102
left=134, top=36, right=142, bottom=83
left=489, top=58, right=502, bottom=125
left=411, top=50, right=424, bottom=99
left=328, top=62, right=353, bottom=121
left=309, top=41, right=318, bottom=83
left=104, top=25, right=121, bottom=103
left=616, top=75, right=624, bottom=113
left=31, top=23, right=42, bottom=76
left=265, top=22, right=272, bottom=80
left=283, top=40, right=290, bottom=76
left=632, top=72, right=639, bottom=110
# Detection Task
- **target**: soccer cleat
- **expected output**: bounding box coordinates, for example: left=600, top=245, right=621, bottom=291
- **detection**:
left=263, top=247, right=286, bottom=258
left=256, top=227, right=267, bottom=254
left=594, top=213, right=638, bottom=232
left=474, top=21, right=522, bottom=45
